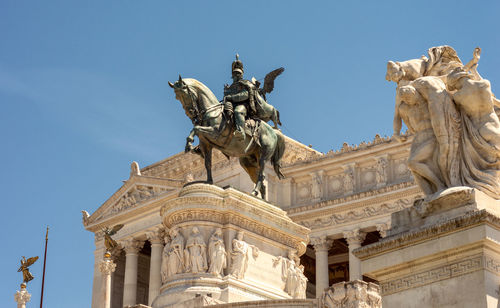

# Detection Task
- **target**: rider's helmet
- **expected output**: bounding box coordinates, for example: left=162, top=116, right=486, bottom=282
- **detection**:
left=232, top=54, right=244, bottom=75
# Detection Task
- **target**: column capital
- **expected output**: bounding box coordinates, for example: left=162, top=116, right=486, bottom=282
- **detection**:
left=121, top=238, right=144, bottom=254
left=99, top=259, right=117, bottom=275
left=311, top=236, right=333, bottom=252
left=146, top=227, right=165, bottom=245
left=376, top=222, right=391, bottom=238
left=343, top=229, right=366, bottom=246
left=14, top=285, right=31, bottom=307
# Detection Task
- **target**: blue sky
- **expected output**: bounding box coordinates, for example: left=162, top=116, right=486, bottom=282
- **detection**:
left=1, top=1, right=499, bottom=307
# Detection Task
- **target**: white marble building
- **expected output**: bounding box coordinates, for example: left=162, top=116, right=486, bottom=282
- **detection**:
left=83, top=134, right=417, bottom=307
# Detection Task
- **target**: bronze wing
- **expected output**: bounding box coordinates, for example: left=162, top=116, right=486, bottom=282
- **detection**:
left=109, top=224, right=124, bottom=236
left=24, top=256, right=39, bottom=268
left=262, top=67, right=285, bottom=94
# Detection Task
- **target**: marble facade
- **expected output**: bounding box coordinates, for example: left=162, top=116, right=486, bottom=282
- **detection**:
left=83, top=134, right=419, bottom=307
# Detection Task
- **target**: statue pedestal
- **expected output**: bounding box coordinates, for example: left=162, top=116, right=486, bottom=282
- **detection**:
left=355, top=187, right=500, bottom=308
left=152, top=184, right=310, bottom=308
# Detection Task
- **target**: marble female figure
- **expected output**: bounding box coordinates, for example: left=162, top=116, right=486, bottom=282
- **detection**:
left=208, top=228, right=227, bottom=277
left=165, top=227, right=185, bottom=277
left=229, top=231, right=250, bottom=279
left=446, top=57, right=500, bottom=198
left=185, top=227, right=208, bottom=273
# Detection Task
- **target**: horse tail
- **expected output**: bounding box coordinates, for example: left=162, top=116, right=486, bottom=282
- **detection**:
left=272, top=130, right=286, bottom=179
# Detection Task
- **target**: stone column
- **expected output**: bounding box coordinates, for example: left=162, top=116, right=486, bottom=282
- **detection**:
left=122, top=239, right=144, bottom=307
left=14, top=283, right=31, bottom=308
left=311, top=236, right=333, bottom=298
left=99, top=253, right=117, bottom=308
left=146, top=228, right=164, bottom=306
left=343, top=229, right=366, bottom=281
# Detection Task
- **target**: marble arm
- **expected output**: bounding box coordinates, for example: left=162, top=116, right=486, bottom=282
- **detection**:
left=393, top=100, right=406, bottom=142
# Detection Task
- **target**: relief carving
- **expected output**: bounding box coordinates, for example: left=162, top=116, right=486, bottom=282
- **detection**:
left=229, top=231, right=259, bottom=279
left=208, top=228, right=227, bottom=277
left=321, top=280, right=381, bottom=308
left=184, top=227, right=208, bottom=273
left=161, top=227, right=184, bottom=282
left=274, top=250, right=307, bottom=299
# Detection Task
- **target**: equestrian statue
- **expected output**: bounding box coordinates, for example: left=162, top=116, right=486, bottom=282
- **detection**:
left=168, top=55, right=285, bottom=199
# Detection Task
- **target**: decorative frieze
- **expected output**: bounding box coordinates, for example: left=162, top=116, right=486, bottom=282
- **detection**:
left=380, top=255, right=484, bottom=295
left=287, top=181, right=418, bottom=215
left=321, top=280, right=381, bottom=308
left=298, top=197, right=415, bottom=230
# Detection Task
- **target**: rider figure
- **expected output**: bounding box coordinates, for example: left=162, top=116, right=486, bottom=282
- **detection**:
left=223, top=55, right=257, bottom=140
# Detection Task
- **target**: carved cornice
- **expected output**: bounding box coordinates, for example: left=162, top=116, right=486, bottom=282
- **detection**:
left=296, top=196, right=417, bottom=230
left=354, top=210, right=500, bottom=259
left=284, top=134, right=412, bottom=169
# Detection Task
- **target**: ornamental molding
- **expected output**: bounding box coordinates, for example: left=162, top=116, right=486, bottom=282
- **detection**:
left=354, top=210, right=500, bottom=259
left=295, top=195, right=418, bottom=230
left=379, top=253, right=500, bottom=295
left=288, top=181, right=420, bottom=217
left=161, top=184, right=310, bottom=255
left=284, top=133, right=412, bottom=170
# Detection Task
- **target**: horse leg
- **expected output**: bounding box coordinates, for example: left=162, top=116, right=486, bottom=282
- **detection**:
left=194, top=125, right=220, bottom=139
left=185, top=129, right=196, bottom=153
left=252, top=154, right=267, bottom=199
left=200, top=143, right=213, bottom=184
left=239, top=156, right=259, bottom=184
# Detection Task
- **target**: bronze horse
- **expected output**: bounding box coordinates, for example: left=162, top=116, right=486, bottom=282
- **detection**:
left=169, top=76, right=285, bottom=198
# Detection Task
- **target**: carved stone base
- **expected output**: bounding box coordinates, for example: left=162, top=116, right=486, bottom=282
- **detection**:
left=355, top=187, right=500, bottom=308
left=152, top=184, right=310, bottom=307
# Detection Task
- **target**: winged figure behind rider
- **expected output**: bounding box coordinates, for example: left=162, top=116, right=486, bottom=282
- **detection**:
left=223, top=54, right=284, bottom=140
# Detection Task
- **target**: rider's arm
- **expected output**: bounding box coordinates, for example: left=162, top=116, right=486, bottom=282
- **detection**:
left=226, top=89, right=249, bottom=102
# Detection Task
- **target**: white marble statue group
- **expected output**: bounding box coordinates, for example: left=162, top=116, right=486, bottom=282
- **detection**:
left=273, top=250, right=308, bottom=299
left=160, top=227, right=259, bottom=282
left=387, top=46, right=500, bottom=199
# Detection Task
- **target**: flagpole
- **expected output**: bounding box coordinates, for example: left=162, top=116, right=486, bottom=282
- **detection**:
left=40, top=226, right=49, bottom=308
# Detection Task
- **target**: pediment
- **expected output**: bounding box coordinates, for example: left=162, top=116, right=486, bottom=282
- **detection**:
left=84, top=174, right=182, bottom=227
